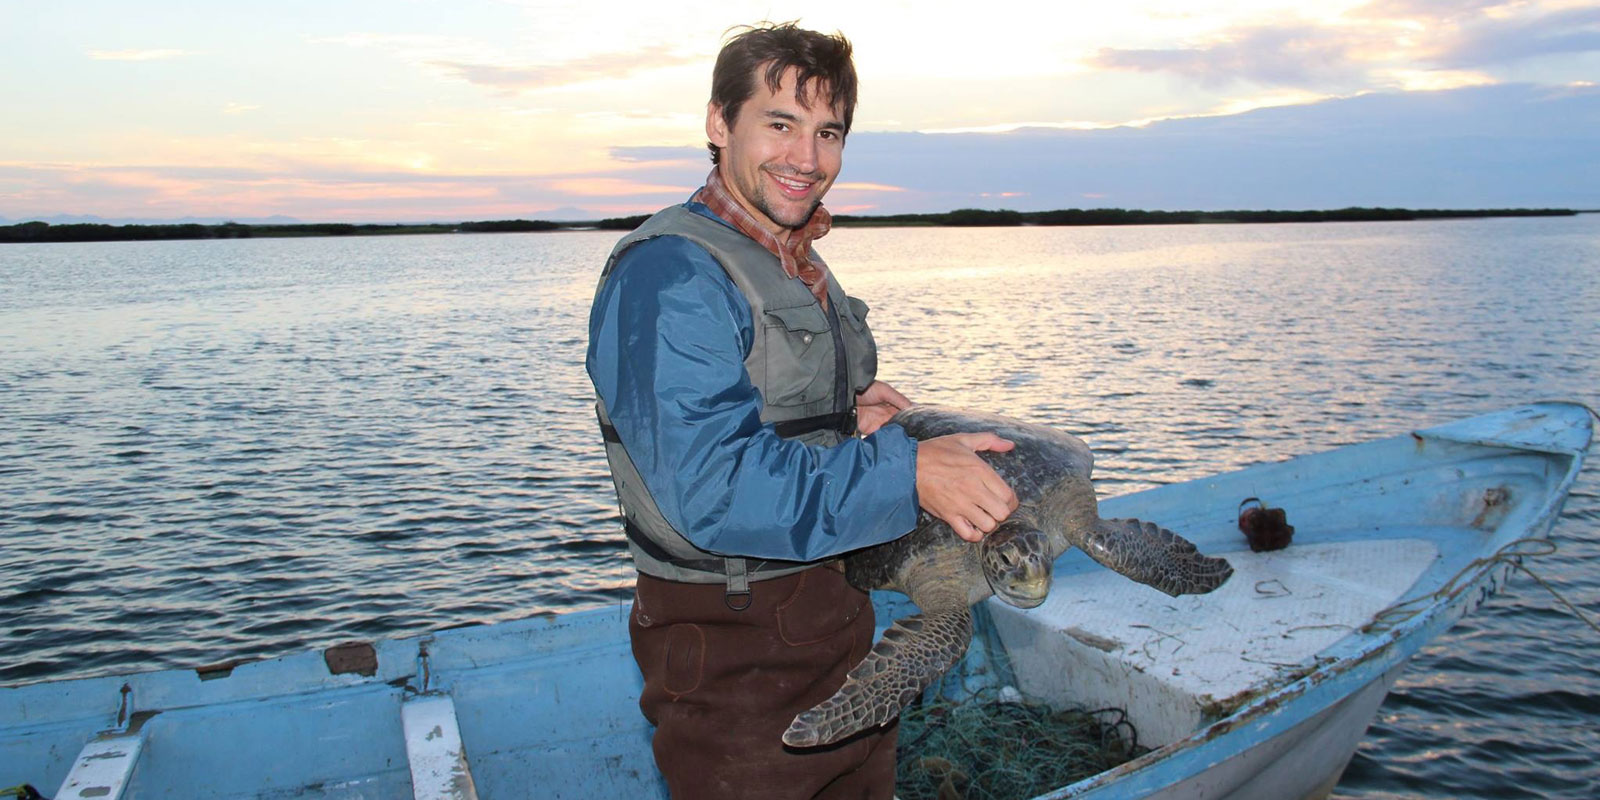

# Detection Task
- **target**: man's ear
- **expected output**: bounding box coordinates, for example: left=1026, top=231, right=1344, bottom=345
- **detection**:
left=706, top=102, right=729, bottom=148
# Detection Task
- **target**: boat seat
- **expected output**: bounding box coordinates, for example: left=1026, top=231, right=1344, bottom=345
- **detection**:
left=54, top=730, right=146, bottom=800
left=402, top=693, right=480, bottom=800
left=990, top=537, right=1441, bottom=746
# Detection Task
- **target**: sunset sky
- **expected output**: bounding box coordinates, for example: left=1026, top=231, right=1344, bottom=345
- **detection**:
left=3, top=0, right=1597, bottom=222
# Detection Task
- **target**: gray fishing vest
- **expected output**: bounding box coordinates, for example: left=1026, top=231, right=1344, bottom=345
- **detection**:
left=594, top=204, right=879, bottom=602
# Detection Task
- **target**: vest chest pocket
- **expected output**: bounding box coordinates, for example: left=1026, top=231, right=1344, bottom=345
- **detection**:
left=840, top=295, right=879, bottom=393
left=760, top=304, right=835, bottom=409
left=843, top=295, right=871, bottom=328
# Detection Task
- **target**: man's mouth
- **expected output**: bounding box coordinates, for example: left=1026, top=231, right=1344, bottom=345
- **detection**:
left=767, top=170, right=816, bottom=200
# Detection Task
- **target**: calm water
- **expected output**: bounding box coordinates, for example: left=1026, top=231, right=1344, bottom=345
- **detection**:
left=3, top=217, right=1597, bottom=797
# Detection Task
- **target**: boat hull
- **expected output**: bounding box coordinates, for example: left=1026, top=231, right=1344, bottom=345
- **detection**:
left=1140, top=664, right=1402, bottom=800
left=2, top=403, right=1590, bottom=799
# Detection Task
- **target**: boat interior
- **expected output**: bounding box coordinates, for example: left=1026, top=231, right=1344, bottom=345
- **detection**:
left=982, top=423, right=1577, bottom=753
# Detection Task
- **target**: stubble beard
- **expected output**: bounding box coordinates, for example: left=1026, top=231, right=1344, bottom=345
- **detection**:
left=744, top=165, right=825, bottom=231
left=754, top=193, right=820, bottom=231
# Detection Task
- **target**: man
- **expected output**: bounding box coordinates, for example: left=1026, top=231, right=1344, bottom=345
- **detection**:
left=586, top=22, right=1018, bottom=799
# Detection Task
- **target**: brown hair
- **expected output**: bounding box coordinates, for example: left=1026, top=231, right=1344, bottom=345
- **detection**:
left=707, top=22, right=858, bottom=164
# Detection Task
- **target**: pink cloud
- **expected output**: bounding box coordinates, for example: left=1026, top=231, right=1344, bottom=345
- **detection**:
left=430, top=45, right=701, bottom=92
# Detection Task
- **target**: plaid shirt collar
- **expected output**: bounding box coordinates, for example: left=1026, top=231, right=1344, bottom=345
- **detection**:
left=693, top=167, right=833, bottom=307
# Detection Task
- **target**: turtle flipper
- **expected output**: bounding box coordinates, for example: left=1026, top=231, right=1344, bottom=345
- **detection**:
left=1079, top=518, right=1233, bottom=597
left=782, top=608, right=973, bottom=748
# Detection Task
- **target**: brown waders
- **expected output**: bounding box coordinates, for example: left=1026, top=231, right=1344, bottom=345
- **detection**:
left=630, top=566, right=898, bottom=799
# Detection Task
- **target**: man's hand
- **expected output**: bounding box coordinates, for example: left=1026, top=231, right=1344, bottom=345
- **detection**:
left=855, top=380, right=910, bottom=436
left=915, top=433, right=1019, bottom=542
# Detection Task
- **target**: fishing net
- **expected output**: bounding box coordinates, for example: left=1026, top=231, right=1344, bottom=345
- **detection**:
left=894, top=688, right=1148, bottom=800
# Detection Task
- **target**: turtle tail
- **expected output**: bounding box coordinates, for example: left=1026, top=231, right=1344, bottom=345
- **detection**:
left=782, top=608, right=972, bottom=748
left=1084, top=518, right=1234, bottom=597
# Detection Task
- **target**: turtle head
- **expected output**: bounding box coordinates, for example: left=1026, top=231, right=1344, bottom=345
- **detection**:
left=982, top=526, right=1053, bottom=608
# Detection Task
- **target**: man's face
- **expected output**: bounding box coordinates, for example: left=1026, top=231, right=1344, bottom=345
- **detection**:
left=706, top=65, right=845, bottom=235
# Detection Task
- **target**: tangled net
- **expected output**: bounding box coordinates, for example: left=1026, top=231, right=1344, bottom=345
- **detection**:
left=895, top=689, right=1148, bottom=800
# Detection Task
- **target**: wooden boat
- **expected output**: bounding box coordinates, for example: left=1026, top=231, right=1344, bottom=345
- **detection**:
left=2, top=402, right=1591, bottom=800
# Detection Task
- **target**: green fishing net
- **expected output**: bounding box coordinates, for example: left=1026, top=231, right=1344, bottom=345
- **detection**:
left=895, top=689, right=1148, bottom=800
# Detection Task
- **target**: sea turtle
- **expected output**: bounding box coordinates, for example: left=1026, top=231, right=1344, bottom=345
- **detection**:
left=783, top=406, right=1235, bottom=748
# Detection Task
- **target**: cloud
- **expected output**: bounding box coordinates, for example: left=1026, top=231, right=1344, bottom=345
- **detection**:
left=546, top=177, right=693, bottom=197
left=0, top=159, right=702, bottom=222
left=315, top=31, right=704, bottom=96
left=833, top=182, right=907, bottom=193
left=1353, top=0, right=1504, bottom=19
left=429, top=44, right=701, bottom=92
left=1089, top=2, right=1600, bottom=91
left=87, top=49, right=195, bottom=61
left=839, top=83, right=1600, bottom=212
left=1090, top=23, right=1378, bottom=89
left=609, top=146, right=703, bottom=164
left=6, top=85, right=1594, bottom=221
left=1428, top=5, right=1600, bottom=67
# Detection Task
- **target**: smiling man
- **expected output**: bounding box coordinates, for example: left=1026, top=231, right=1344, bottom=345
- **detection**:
left=586, top=22, right=1018, bottom=799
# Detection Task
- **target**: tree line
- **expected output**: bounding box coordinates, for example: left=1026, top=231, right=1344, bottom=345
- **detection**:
left=0, top=219, right=562, bottom=243
left=829, top=207, right=1579, bottom=227
left=1, top=208, right=1579, bottom=243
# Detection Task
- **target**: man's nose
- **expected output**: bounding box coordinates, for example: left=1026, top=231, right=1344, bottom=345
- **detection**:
left=785, top=133, right=818, bottom=173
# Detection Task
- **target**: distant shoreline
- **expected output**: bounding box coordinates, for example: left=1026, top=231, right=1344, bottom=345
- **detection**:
left=0, top=207, right=1584, bottom=244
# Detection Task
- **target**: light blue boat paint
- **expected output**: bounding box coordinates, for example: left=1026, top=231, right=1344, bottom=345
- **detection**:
left=1022, top=402, right=1592, bottom=799
left=0, top=403, right=1589, bottom=800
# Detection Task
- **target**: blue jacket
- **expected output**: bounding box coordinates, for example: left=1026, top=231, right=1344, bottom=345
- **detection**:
left=586, top=201, right=919, bottom=562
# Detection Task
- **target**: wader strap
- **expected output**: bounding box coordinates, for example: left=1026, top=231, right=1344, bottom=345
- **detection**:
left=598, top=411, right=826, bottom=611
left=620, top=518, right=808, bottom=608
left=602, top=413, right=855, bottom=445
left=723, top=558, right=752, bottom=611
left=771, top=409, right=858, bottom=439
left=621, top=518, right=729, bottom=572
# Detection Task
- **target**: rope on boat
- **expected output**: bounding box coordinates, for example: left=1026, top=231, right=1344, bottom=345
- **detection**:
left=1366, top=538, right=1600, bottom=636
left=0, top=786, right=45, bottom=800
left=895, top=685, right=1146, bottom=800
